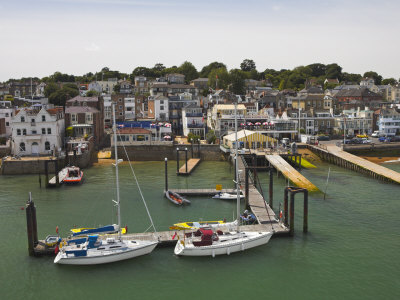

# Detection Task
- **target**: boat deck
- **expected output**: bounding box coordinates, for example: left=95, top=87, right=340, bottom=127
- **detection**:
left=178, top=158, right=201, bottom=175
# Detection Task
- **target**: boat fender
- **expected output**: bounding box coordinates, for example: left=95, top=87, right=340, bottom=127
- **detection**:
left=227, top=248, right=230, bottom=255
left=212, top=250, right=215, bottom=258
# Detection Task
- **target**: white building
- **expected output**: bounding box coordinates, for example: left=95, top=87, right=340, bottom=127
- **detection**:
left=103, top=96, right=112, bottom=125
left=148, top=95, right=169, bottom=121
left=182, top=104, right=205, bottom=138
left=377, top=108, right=400, bottom=136
left=11, top=107, right=65, bottom=156
left=124, top=96, right=135, bottom=120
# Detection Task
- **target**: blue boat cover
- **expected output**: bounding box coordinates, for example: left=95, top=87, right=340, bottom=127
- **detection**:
left=73, top=225, right=117, bottom=236
left=87, top=235, right=99, bottom=249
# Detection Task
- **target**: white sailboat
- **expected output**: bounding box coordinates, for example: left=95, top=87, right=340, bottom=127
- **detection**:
left=174, top=101, right=272, bottom=257
left=54, top=104, right=158, bottom=265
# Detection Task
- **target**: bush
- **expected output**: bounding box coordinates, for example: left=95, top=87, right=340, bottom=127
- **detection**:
left=187, top=133, right=200, bottom=143
left=206, top=130, right=216, bottom=144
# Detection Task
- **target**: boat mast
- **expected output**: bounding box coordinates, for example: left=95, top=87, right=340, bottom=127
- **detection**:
left=112, top=103, right=122, bottom=239
left=235, top=101, right=240, bottom=232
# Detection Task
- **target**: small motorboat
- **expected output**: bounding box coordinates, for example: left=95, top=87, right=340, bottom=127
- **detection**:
left=169, top=220, right=238, bottom=230
left=165, top=190, right=191, bottom=206
left=63, top=166, right=84, bottom=184
left=212, top=192, right=245, bottom=200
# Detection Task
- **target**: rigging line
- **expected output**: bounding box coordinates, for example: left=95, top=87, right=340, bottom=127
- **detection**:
left=118, top=131, right=158, bottom=234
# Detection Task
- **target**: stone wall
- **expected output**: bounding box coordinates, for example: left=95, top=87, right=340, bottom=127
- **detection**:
left=1, top=157, right=66, bottom=175
left=114, top=144, right=227, bottom=161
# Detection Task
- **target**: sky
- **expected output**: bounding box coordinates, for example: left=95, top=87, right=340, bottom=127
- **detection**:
left=0, top=0, right=399, bottom=81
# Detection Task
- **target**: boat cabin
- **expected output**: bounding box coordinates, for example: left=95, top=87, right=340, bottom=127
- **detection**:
left=192, top=228, right=219, bottom=246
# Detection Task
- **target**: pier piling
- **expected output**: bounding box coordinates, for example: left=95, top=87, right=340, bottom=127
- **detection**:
left=164, top=157, right=168, bottom=192
left=284, top=187, right=309, bottom=236
left=26, top=193, right=38, bottom=256
left=269, top=169, right=273, bottom=209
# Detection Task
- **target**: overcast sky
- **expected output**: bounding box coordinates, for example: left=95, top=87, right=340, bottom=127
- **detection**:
left=0, top=0, right=399, bottom=81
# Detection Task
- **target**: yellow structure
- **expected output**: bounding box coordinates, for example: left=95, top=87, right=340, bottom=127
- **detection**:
left=223, top=130, right=277, bottom=150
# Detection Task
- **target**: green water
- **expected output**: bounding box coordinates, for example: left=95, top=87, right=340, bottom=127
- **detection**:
left=1, top=160, right=399, bottom=299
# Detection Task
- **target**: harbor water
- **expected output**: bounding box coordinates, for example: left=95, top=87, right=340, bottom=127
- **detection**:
left=1, top=160, right=399, bottom=299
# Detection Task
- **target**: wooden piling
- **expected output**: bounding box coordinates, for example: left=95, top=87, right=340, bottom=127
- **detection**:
left=284, top=189, right=288, bottom=227
left=164, top=158, right=168, bottom=192
left=269, top=169, right=273, bottom=209
left=303, top=189, right=308, bottom=233
left=289, top=192, right=295, bottom=236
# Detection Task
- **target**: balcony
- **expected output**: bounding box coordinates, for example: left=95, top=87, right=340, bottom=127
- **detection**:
left=185, top=113, right=203, bottom=117
left=187, top=123, right=205, bottom=128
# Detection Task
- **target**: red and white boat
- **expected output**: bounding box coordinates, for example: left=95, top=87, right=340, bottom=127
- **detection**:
left=62, top=166, right=84, bottom=184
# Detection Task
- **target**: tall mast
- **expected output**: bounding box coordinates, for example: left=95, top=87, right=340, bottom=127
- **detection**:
left=235, top=101, right=240, bottom=232
left=112, top=103, right=121, bottom=239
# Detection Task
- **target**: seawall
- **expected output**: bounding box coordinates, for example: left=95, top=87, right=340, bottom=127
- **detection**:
left=114, top=144, right=227, bottom=161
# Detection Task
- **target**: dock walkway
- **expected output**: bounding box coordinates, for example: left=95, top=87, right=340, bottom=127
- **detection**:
left=265, top=155, right=319, bottom=191
left=178, top=158, right=201, bottom=175
left=310, top=144, right=400, bottom=184
left=117, top=223, right=288, bottom=246
left=169, top=189, right=234, bottom=196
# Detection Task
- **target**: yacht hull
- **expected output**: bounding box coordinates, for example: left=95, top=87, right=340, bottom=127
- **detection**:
left=174, top=231, right=272, bottom=257
left=54, top=241, right=158, bottom=265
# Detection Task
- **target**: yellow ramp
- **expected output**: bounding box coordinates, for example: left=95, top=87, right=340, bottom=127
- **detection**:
left=266, top=155, right=319, bottom=192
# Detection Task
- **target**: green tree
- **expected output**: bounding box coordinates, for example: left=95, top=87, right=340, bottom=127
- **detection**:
left=325, top=63, right=342, bottom=81
left=382, top=78, right=397, bottom=85
left=229, top=69, right=246, bottom=94
left=86, top=90, right=99, bottom=97
left=113, top=84, right=120, bottom=93
left=200, top=62, right=226, bottom=78
left=363, top=71, right=383, bottom=85
left=342, top=72, right=362, bottom=83
left=208, top=68, right=230, bottom=90
left=206, top=130, right=216, bottom=144
left=44, top=82, right=60, bottom=97
left=240, top=59, right=256, bottom=72
left=187, top=133, right=200, bottom=143
left=178, top=61, right=198, bottom=83
left=308, top=63, right=327, bottom=77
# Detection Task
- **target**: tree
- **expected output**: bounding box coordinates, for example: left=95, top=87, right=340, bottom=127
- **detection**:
left=240, top=59, right=256, bottom=72
left=178, top=61, right=198, bottom=83
left=308, top=63, right=327, bottom=77
left=153, top=63, right=165, bottom=71
left=44, top=82, right=59, bottom=97
left=363, top=71, right=383, bottom=85
left=206, top=130, right=216, bottom=144
left=200, top=62, right=226, bottom=78
left=229, top=69, right=246, bottom=94
left=325, top=63, right=342, bottom=81
left=208, top=68, right=230, bottom=90
left=86, top=90, right=98, bottom=97
left=382, top=78, right=397, bottom=85
left=187, top=133, right=200, bottom=143
left=113, top=84, right=120, bottom=93
left=342, top=72, right=362, bottom=83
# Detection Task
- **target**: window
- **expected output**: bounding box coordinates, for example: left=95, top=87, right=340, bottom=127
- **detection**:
left=17, top=129, right=21, bottom=135
left=42, top=115, right=46, bottom=122
left=119, top=105, right=122, bottom=109
left=136, top=135, right=145, bottom=141
left=47, top=128, right=51, bottom=134
left=6, top=122, right=9, bottom=126
left=117, top=135, right=128, bottom=142
left=71, top=114, right=77, bottom=123
left=31, top=118, right=35, bottom=123
left=42, top=128, right=46, bottom=134
left=21, top=116, right=25, bottom=122
left=118, top=98, right=122, bottom=102
left=32, top=130, right=37, bottom=134
left=160, top=100, right=164, bottom=104
left=23, top=129, right=26, bottom=135
left=160, top=105, right=164, bottom=110
left=85, top=113, right=93, bottom=124
left=5, top=113, right=9, bottom=117
left=20, top=143, right=25, bottom=152
left=45, top=142, right=50, bottom=151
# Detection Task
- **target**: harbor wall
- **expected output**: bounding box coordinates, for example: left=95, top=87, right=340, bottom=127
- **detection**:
left=1, top=157, right=66, bottom=175
left=115, top=144, right=226, bottom=161
left=343, top=143, right=400, bottom=156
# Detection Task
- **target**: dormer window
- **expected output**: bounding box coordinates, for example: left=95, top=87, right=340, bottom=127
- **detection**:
left=42, top=115, right=46, bottom=122
left=21, top=116, right=25, bottom=122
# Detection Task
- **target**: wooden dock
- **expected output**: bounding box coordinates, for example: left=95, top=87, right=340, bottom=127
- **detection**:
left=265, top=155, right=319, bottom=191
left=310, top=144, right=400, bottom=184
left=116, top=223, right=289, bottom=246
left=178, top=158, right=201, bottom=175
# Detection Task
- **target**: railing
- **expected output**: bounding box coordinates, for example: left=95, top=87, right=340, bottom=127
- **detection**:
left=185, top=113, right=203, bottom=117
left=187, top=124, right=205, bottom=128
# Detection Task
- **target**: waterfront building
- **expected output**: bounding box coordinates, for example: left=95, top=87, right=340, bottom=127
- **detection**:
left=111, top=127, right=172, bottom=146
left=0, top=104, right=14, bottom=137
left=208, top=104, right=247, bottom=137
left=65, top=96, right=104, bottom=145
left=148, top=95, right=169, bottom=121
left=288, top=109, right=335, bottom=135
left=10, top=107, right=64, bottom=156
left=166, top=73, right=185, bottom=84
left=150, top=83, right=198, bottom=97
left=190, top=78, right=208, bottom=90
left=169, top=95, right=200, bottom=135
left=377, top=107, right=400, bottom=136
left=222, top=129, right=276, bottom=151
left=119, top=80, right=132, bottom=94
left=182, top=104, right=205, bottom=138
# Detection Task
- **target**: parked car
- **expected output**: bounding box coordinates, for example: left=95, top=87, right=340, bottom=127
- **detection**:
left=379, top=136, right=392, bottom=142
left=371, top=131, right=380, bottom=138
left=361, top=138, right=372, bottom=144
left=393, top=136, right=400, bottom=142
left=345, top=134, right=354, bottom=139
left=351, top=138, right=363, bottom=144
left=281, top=138, right=290, bottom=146
left=356, top=134, right=368, bottom=138
left=317, top=135, right=330, bottom=141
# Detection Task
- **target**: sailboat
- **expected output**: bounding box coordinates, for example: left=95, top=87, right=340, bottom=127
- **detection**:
left=174, top=101, right=272, bottom=257
left=54, top=104, right=158, bottom=265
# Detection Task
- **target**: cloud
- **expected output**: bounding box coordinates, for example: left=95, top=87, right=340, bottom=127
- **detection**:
left=84, top=43, right=100, bottom=52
